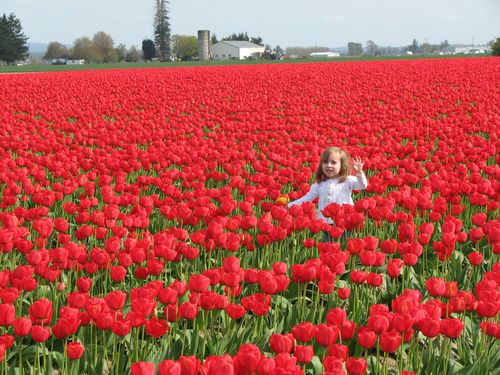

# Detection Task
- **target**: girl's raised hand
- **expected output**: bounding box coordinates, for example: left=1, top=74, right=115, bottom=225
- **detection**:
left=353, top=156, right=364, bottom=175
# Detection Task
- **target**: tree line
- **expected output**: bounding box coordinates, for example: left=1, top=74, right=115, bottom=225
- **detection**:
left=43, top=33, right=199, bottom=63
left=2, top=9, right=500, bottom=65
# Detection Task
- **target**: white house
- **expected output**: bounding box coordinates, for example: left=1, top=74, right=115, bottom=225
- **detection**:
left=211, top=41, right=265, bottom=60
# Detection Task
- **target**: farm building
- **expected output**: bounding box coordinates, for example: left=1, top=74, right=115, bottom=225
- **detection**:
left=309, top=52, right=340, bottom=58
left=211, top=41, right=265, bottom=60
left=51, top=59, right=85, bottom=65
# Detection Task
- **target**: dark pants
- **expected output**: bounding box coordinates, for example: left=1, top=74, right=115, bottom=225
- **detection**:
left=322, top=229, right=350, bottom=243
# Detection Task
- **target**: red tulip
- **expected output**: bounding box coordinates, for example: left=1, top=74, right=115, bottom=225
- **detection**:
left=425, top=277, right=446, bottom=297
left=28, top=298, right=53, bottom=325
left=130, top=362, right=155, bottom=375
left=158, top=360, right=181, bottom=375
left=440, top=318, right=465, bottom=339
left=66, top=342, right=84, bottom=360
left=468, top=251, right=483, bottom=266
left=379, top=330, right=402, bottom=353
left=145, top=317, right=169, bottom=338
left=76, top=277, right=92, bottom=293
left=326, top=307, right=347, bottom=326
left=337, top=287, right=351, bottom=299
left=232, top=344, right=261, bottom=374
left=315, top=323, right=338, bottom=346
left=31, top=325, right=51, bottom=342
left=13, top=317, right=32, bottom=336
left=328, top=344, right=349, bottom=361
left=291, top=322, right=316, bottom=343
left=294, top=345, right=314, bottom=363
left=346, top=357, right=368, bottom=375
left=357, top=326, right=377, bottom=349
left=269, top=333, right=294, bottom=353
left=201, top=355, right=234, bottom=375
left=367, top=313, right=390, bottom=334
left=0, top=304, right=15, bottom=326
left=179, top=302, right=199, bottom=320
left=419, top=317, right=441, bottom=338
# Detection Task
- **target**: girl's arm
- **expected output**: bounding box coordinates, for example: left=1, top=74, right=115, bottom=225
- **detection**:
left=349, top=172, right=368, bottom=190
left=288, top=183, right=319, bottom=207
left=350, top=156, right=368, bottom=190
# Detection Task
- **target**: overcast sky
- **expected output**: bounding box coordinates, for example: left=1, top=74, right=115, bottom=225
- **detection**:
left=4, top=0, right=499, bottom=48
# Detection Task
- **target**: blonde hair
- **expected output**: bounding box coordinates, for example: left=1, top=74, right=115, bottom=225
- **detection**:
left=315, top=147, right=352, bottom=183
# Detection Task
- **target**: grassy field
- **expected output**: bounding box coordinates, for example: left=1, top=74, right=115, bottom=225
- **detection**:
left=0, top=53, right=489, bottom=73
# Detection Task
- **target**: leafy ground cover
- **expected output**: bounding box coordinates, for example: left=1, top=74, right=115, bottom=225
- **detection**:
left=0, top=57, right=498, bottom=374
left=0, top=53, right=488, bottom=73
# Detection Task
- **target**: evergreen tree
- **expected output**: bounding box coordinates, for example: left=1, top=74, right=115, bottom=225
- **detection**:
left=142, top=39, right=156, bottom=60
left=154, top=0, right=171, bottom=59
left=491, top=38, right=500, bottom=56
left=0, top=13, right=29, bottom=64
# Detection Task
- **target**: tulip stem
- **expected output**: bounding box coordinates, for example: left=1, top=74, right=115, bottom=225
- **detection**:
left=18, top=339, right=23, bottom=375
left=112, top=336, right=118, bottom=375
left=376, top=336, right=380, bottom=375
left=429, top=338, right=435, bottom=374
left=442, top=338, right=451, bottom=375
left=383, top=352, right=388, bottom=374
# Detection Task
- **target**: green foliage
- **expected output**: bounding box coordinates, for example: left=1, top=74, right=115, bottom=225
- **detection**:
left=407, top=38, right=419, bottom=54
left=125, top=45, right=142, bottom=63
left=0, top=13, right=29, bottom=64
left=491, top=38, right=500, bottom=56
left=172, top=35, right=198, bottom=60
left=142, top=39, right=156, bottom=61
left=92, top=31, right=118, bottom=63
left=43, top=41, right=69, bottom=60
left=222, top=32, right=264, bottom=46
left=0, top=53, right=490, bottom=73
left=70, top=36, right=98, bottom=63
left=348, top=42, right=363, bottom=56
left=154, top=0, right=171, bottom=58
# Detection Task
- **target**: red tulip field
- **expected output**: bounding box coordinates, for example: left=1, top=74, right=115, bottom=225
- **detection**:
left=0, top=57, right=499, bottom=374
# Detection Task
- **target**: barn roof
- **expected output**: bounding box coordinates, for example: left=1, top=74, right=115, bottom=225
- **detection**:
left=215, top=40, right=264, bottom=49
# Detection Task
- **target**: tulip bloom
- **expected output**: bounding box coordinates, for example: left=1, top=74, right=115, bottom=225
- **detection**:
left=379, top=330, right=402, bottom=353
left=315, top=324, right=338, bottom=346
left=0, top=304, right=15, bottom=326
left=468, top=251, right=483, bottom=266
left=131, top=362, right=155, bottom=375
left=13, top=317, right=32, bottom=337
left=28, top=298, right=53, bottom=325
left=158, top=360, right=181, bottom=375
left=31, top=325, right=51, bottom=342
left=294, top=345, right=314, bottom=363
left=269, top=333, right=294, bottom=353
left=291, top=322, right=316, bottom=343
left=346, top=357, right=368, bottom=375
left=357, top=326, right=377, bottom=349
left=66, top=342, right=84, bottom=360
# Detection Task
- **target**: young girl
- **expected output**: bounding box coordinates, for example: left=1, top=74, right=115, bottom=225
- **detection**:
left=288, top=147, right=368, bottom=239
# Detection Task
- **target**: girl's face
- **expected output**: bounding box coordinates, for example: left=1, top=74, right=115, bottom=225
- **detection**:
left=322, top=152, right=342, bottom=179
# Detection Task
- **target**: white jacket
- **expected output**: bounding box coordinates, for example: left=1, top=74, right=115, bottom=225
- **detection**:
left=288, top=173, right=368, bottom=223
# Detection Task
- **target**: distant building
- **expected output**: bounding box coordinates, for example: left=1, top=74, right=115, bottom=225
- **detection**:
left=66, top=59, right=85, bottom=65
left=51, top=59, right=85, bottom=65
left=453, top=45, right=489, bottom=54
left=211, top=41, right=265, bottom=60
left=309, top=52, right=340, bottom=58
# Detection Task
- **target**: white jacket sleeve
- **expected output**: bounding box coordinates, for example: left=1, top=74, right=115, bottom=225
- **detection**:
left=349, top=173, right=368, bottom=191
left=288, top=183, right=319, bottom=207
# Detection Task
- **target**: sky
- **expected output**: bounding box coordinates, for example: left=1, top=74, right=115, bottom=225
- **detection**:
left=4, top=0, right=499, bottom=49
